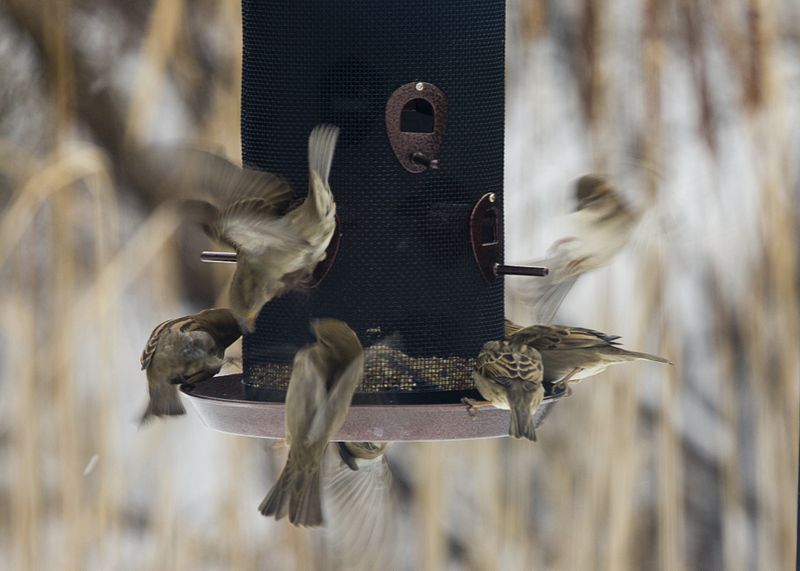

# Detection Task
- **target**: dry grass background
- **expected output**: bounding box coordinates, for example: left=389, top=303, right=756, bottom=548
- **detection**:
left=0, top=0, right=798, bottom=569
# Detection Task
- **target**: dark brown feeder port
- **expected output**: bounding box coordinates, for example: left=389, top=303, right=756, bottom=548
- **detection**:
left=181, top=0, right=561, bottom=441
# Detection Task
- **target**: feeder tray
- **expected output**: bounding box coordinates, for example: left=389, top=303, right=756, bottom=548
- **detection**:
left=184, top=0, right=557, bottom=441
left=181, top=375, right=567, bottom=441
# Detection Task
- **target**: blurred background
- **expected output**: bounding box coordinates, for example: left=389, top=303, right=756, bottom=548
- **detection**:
left=0, top=0, right=798, bottom=569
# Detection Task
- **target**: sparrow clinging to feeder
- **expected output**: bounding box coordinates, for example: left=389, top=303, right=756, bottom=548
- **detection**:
left=139, top=308, right=241, bottom=424
left=260, top=319, right=364, bottom=527
left=152, top=124, right=340, bottom=332
left=506, top=175, right=640, bottom=324
left=472, top=340, right=545, bottom=441
left=506, top=322, right=672, bottom=392
left=208, top=124, right=339, bottom=331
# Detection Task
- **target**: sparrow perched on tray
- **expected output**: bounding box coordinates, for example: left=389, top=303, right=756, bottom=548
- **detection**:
left=259, top=319, right=364, bottom=527
left=506, top=321, right=671, bottom=390
left=139, top=308, right=241, bottom=424
left=472, top=340, right=546, bottom=441
left=506, top=175, right=640, bottom=324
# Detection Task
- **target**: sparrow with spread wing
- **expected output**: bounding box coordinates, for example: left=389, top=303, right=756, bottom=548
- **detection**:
left=145, top=124, right=340, bottom=332
left=507, top=175, right=640, bottom=324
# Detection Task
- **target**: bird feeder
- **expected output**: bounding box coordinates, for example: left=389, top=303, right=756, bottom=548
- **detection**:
left=182, top=0, right=564, bottom=440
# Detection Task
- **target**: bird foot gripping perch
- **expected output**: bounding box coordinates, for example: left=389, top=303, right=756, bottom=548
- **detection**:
left=460, top=397, right=494, bottom=417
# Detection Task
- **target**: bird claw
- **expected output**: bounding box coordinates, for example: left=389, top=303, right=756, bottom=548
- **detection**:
left=554, top=381, right=573, bottom=398
left=461, top=397, right=492, bottom=417
left=461, top=397, right=479, bottom=417
left=552, top=367, right=581, bottom=397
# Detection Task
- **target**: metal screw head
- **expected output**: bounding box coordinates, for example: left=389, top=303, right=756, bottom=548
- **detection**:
left=489, top=193, right=496, bottom=203
left=415, top=82, right=424, bottom=91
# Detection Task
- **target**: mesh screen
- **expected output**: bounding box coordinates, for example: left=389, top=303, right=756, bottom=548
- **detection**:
left=241, top=0, right=506, bottom=396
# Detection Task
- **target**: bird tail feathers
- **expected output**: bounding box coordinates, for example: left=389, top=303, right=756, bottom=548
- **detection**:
left=509, top=407, right=537, bottom=442
left=619, top=349, right=673, bottom=365
left=260, top=453, right=324, bottom=527
left=139, top=385, right=185, bottom=425
left=308, top=124, right=340, bottom=185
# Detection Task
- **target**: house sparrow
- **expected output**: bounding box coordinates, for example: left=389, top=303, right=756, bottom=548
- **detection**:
left=259, top=319, right=364, bottom=527
left=139, top=308, right=241, bottom=424
left=473, top=340, right=545, bottom=441
left=506, top=322, right=672, bottom=390
left=149, top=124, right=340, bottom=332
left=506, top=175, right=640, bottom=324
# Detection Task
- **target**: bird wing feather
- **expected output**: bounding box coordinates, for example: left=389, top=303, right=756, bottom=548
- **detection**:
left=476, top=341, right=541, bottom=382
left=285, top=346, right=328, bottom=444
left=323, top=448, right=398, bottom=570
left=505, top=250, right=579, bottom=326
left=307, top=355, right=364, bottom=443
left=137, top=145, right=293, bottom=207
left=511, top=324, right=621, bottom=351
left=213, top=202, right=309, bottom=256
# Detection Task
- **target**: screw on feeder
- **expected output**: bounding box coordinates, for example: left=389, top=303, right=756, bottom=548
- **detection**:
left=411, top=151, right=440, bottom=169
left=415, top=82, right=424, bottom=91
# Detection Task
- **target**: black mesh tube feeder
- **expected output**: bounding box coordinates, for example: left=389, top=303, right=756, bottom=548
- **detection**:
left=181, top=0, right=562, bottom=440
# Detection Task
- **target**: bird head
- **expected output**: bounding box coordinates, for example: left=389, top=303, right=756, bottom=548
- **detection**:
left=310, top=319, right=363, bottom=363
left=574, top=174, right=633, bottom=220
left=575, top=175, right=610, bottom=207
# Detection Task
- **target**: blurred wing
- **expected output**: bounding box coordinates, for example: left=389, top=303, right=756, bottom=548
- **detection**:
left=213, top=200, right=308, bottom=255
left=133, top=145, right=293, bottom=207
left=505, top=250, right=579, bottom=326
left=322, top=448, right=398, bottom=571
left=308, top=124, right=339, bottom=184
